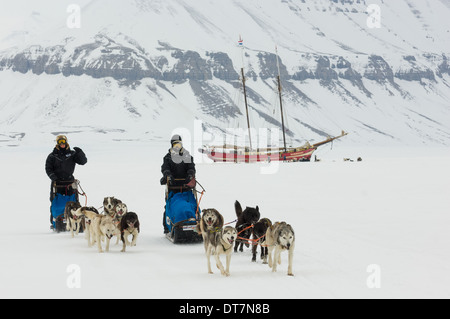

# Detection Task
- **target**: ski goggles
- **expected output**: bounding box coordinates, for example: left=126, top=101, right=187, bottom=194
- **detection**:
left=56, top=135, right=68, bottom=144
left=172, top=142, right=182, bottom=149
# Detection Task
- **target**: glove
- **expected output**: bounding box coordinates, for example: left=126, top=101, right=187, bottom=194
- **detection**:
left=72, top=147, right=87, bottom=164
left=185, top=174, right=194, bottom=184
left=185, top=175, right=196, bottom=188
left=160, top=172, right=174, bottom=185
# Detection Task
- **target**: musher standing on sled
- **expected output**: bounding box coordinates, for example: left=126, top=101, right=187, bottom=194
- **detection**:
left=45, top=135, right=87, bottom=229
left=160, top=134, right=196, bottom=233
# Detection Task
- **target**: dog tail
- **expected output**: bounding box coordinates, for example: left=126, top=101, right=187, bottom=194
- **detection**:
left=234, top=200, right=243, bottom=219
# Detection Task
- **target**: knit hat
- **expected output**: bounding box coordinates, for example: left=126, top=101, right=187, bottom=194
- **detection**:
left=170, top=134, right=182, bottom=145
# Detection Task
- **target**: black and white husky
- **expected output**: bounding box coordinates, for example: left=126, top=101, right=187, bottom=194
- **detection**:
left=265, top=222, right=295, bottom=276
left=252, top=218, right=272, bottom=263
left=119, top=212, right=140, bottom=252
left=64, top=201, right=82, bottom=237
left=205, top=226, right=237, bottom=277
left=234, top=200, right=260, bottom=252
left=103, top=196, right=122, bottom=217
left=113, top=202, right=128, bottom=244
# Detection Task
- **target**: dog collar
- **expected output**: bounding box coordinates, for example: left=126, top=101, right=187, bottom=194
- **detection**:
left=209, top=227, right=221, bottom=233
left=121, top=226, right=134, bottom=234
left=220, top=239, right=233, bottom=252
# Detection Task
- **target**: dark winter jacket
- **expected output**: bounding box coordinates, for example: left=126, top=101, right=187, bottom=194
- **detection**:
left=45, top=146, right=87, bottom=182
left=160, top=148, right=195, bottom=186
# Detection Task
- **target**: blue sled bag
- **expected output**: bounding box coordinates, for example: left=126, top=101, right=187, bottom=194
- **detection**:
left=51, top=193, right=77, bottom=225
left=165, top=191, right=199, bottom=232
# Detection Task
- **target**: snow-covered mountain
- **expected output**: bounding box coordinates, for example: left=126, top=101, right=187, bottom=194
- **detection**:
left=1, top=0, right=449, bottom=149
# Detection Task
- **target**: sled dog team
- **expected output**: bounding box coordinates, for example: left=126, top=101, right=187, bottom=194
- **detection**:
left=64, top=196, right=140, bottom=253
left=65, top=197, right=295, bottom=276
left=197, top=200, right=295, bottom=277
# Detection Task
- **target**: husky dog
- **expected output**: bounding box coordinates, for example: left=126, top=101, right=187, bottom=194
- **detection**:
left=265, top=222, right=295, bottom=276
left=113, top=202, right=128, bottom=244
left=205, top=226, right=237, bottom=277
left=120, top=212, right=140, bottom=252
left=92, top=214, right=117, bottom=253
left=79, top=207, right=99, bottom=246
left=64, top=201, right=82, bottom=237
left=82, top=209, right=116, bottom=252
left=196, top=208, right=224, bottom=252
left=251, top=218, right=272, bottom=263
left=103, top=196, right=122, bottom=217
left=234, top=201, right=260, bottom=252
left=114, top=202, right=128, bottom=218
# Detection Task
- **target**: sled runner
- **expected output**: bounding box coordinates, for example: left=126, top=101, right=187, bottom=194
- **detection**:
left=50, top=180, right=85, bottom=233
left=164, top=178, right=203, bottom=244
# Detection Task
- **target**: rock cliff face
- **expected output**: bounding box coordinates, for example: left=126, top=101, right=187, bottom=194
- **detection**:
left=2, top=37, right=445, bottom=85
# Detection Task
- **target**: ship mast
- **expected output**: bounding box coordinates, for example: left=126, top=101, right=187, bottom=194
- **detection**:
left=275, top=46, right=287, bottom=152
left=239, top=35, right=252, bottom=150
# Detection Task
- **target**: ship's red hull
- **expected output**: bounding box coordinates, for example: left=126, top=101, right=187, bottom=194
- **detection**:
left=200, top=147, right=316, bottom=162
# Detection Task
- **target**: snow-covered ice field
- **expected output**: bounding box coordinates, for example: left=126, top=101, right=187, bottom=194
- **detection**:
left=1, top=143, right=449, bottom=299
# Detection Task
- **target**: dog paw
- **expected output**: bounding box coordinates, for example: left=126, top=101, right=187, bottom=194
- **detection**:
left=288, top=273, right=294, bottom=276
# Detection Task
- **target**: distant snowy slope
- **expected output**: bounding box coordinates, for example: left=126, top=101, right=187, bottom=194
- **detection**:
left=0, top=0, right=449, bottom=148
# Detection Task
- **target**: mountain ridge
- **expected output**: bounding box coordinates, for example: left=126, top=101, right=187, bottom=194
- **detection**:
left=0, top=0, right=449, bottom=148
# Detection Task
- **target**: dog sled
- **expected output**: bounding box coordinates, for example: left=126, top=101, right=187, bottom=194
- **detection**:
left=164, top=178, right=203, bottom=244
left=50, top=180, right=86, bottom=233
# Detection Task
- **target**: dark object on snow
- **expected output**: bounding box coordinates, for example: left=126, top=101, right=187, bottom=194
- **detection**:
left=164, top=185, right=202, bottom=244
left=234, top=200, right=261, bottom=252
left=45, top=135, right=87, bottom=229
left=160, top=135, right=195, bottom=187
left=252, top=218, right=272, bottom=263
